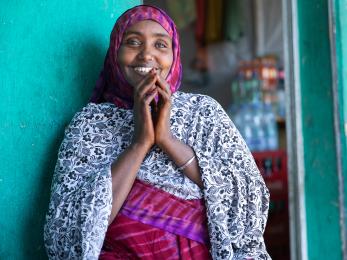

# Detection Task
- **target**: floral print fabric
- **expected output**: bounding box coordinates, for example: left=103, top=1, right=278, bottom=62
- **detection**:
left=44, top=91, right=270, bottom=259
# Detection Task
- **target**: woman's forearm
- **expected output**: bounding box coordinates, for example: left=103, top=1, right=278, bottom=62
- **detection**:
left=109, top=135, right=203, bottom=225
left=158, top=136, right=203, bottom=189
left=108, top=143, right=149, bottom=224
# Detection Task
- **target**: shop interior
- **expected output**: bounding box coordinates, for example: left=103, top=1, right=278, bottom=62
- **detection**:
left=144, top=0, right=290, bottom=259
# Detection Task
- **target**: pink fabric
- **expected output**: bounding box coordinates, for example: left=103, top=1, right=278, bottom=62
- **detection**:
left=100, top=214, right=211, bottom=260
left=90, top=5, right=182, bottom=109
left=99, top=179, right=211, bottom=259
left=120, top=179, right=210, bottom=245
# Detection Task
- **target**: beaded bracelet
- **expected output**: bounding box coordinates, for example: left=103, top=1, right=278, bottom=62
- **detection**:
left=177, top=155, right=196, bottom=171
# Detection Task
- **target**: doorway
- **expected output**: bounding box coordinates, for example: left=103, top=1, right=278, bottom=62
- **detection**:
left=143, top=0, right=304, bottom=259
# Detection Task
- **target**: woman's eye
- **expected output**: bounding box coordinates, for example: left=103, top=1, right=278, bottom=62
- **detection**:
left=155, top=41, right=167, bottom=49
left=126, top=39, right=141, bottom=46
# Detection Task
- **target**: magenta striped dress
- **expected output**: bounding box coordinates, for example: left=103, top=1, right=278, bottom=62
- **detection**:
left=99, top=179, right=211, bottom=259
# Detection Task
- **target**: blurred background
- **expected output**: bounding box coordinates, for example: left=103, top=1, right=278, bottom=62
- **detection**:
left=144, top=1, right=347, bottom=259
left=146, top=0, right=288, bottom=259
left=1, top=0, right=346, bottom=259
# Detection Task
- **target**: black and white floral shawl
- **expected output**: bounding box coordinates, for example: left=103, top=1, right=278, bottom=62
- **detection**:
left=44, top=92, right=271, bottom=259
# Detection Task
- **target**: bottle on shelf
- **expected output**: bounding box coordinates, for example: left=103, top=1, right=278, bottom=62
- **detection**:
left=276, top=69, right=286, bottom=120
left=242, top=103, right=256, bottom=151
left=251, top=102, right=267, bottom=151
left=228, top=56, right=282, bottom=152
left=263, top=102, right=279, bottom=150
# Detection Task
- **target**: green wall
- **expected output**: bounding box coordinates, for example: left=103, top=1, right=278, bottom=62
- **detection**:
left=296, top=0, right=342, bottom=259
left=0, top=1, right=140, bottom=259
left=334, top=0, right=347, bottom=229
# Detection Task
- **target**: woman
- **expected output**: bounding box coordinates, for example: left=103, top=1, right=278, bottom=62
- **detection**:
left=44, top=5, right=270, bottom=260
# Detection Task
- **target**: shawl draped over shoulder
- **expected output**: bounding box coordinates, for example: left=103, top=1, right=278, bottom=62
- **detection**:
left=44, top=92, right=271, bottom=259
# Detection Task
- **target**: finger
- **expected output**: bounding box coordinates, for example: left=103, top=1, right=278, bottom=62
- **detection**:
left=136, top=78, right=157, bottom=100
left=134, top=68, right=155, bottom=87
left=155, top=74, right=171, bottom=95
left=157, top=87, right=171, bottom=107
left=157, top=87, right=170, bottom=101
left=144, top=89, right=158, bottom=105
left=139, top=84, right=157, bottom=100
left=135, top=69, right=157, bottom=93
left=139, top=73, right=156, bottom=91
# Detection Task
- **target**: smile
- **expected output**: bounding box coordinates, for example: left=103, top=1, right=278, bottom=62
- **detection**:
left=133, top=67, right=155, bottom=76
left=133, top=67, right=158, bottom=76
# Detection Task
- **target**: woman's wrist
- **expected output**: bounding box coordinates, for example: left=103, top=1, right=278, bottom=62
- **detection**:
left=129, top=141, right=152, bottom=154
left=156, top=133, right=176, bottom=152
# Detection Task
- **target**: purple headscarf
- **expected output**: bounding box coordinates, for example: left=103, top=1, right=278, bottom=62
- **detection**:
left=90, top=5, right=182, bottom=109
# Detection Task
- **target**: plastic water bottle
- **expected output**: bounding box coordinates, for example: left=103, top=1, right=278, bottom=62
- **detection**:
left=250, top=72, right=261, bottom=103
left=276, top=74, right=286, bottom=119
left=263, top=103, right=278, bottom=150
left=227, top=103, right=238, bottom=120
left=230, top=80, right=240, bottom=106
left=233, top=104, right=254, bottom=150
left=252, top=103, right=267, bottom=151
left=243, top=104, right=257, bottom=151
left=233, top=104, right=245, bottom=136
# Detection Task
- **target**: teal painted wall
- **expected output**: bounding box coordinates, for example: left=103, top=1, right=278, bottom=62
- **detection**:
left=334, top=0, right=347, bottom=230
left=296, top=0, right=342, bottom=259
left=0, top=1, right=140, bottom=259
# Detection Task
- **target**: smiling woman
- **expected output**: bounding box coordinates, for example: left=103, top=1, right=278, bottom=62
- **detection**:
left=44, top=5, right=270, bottom=260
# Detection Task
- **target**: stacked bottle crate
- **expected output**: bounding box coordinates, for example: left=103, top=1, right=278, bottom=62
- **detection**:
left=253, top=150, right=289, bottom=260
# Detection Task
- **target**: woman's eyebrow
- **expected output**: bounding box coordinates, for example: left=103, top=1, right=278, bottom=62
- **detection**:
left=152, top=33, right=171, bottom=40
left=124, top=30, right=171, bottom=40
left=124, top=30, right=142, bottom=36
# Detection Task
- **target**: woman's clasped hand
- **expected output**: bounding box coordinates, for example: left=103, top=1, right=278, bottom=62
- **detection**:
left=132, top=68, right=173, bottom=151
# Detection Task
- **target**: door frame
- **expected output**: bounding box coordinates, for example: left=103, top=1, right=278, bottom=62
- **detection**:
left=283, top=0, right=346, bottom=259
left=328, top=0, right=347, bottom=257
left=282, top=0, right=308, bottom=259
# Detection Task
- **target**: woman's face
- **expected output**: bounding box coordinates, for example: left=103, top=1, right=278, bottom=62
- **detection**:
left=117, top=20, right=174, bottom=87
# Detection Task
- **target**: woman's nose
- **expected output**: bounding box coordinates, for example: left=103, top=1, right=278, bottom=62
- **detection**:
left=137, top=45, right=154, bottom=61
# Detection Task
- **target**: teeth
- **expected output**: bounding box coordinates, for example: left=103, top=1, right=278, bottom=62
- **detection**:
left=134, top=67, right=153, bottom=75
